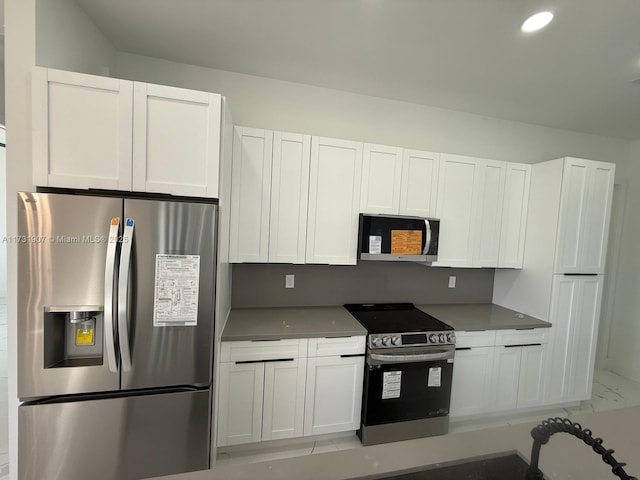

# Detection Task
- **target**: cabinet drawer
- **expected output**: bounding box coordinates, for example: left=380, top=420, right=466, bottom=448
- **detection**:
left=220, top=339, right=308, bottom=362
left=307, top=336, right=366, bottom=357
left=454, top=331, right=496, bottom=348
left=495, top=329, right=549, bottom=346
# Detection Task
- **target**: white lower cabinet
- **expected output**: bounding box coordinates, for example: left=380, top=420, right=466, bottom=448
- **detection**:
left=451, top=329, right=549, bottom=418
left=217, top=339, right=307, bottom=447
left=545, top=275, right=602, bottom=405
left=303, top=355, right=364, bottom=436
left=218, top=336, right=365, bottom=446
left=450, top=346, right=495, bottom=417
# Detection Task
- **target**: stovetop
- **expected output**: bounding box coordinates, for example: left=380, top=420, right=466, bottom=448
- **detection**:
left=344, top=303, right=454, bottom=334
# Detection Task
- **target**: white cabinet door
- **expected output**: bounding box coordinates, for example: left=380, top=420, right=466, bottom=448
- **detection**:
left=32, top=67, right=133, bottom=190
left=517, top=343, right=547, bottom=409
left=567, top=277, right=602, bottom=402
left=229, top=127, right=273, bottom=263
left=217, top=362, right=264, bottom=447
left=360, top=143, right=403, bottom=214
left=498, top=163, right=531, bottom=268
left=434, top=154, right=481, bottom=267
left=306, top=137, right=363, bottom=265
left=475, top=160, right=506, bottom=267
left=399, top=149, right=440, bottom=217
left=262, top=359, right=307, bottom=441
left=554, top=158, right=590, bottom=273
left=580, top=161, right=615, bottom=274
left=304, top=355, right=364, bottom=436
left=450, top=347, right=495, bottom=417
left=132, top=83, right=221, bottom=197
left=546, top=275, right=603, bottom=404
left=269, top=132, right=311, bottom=263
left=490, top=346, right=521, bottom=412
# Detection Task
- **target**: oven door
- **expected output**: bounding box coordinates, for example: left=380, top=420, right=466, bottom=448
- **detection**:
left=362, top=347, right=454, bottom=426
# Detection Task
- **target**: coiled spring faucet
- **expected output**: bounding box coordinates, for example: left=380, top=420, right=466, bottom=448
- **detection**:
left=527, top=417, right=637, bottom=480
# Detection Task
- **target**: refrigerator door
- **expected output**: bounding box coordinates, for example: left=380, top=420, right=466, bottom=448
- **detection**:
left=19, top=388, right=211, bottom=480
left=120, top=199, right=216, bottom=389
left=17, top=192, right=121, bottom=399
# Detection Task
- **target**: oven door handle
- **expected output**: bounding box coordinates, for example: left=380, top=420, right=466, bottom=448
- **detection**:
left=369, top=350, right=454, bottom=364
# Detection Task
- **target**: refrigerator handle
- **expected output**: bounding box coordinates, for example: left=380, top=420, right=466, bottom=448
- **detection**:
left=103, top=218, right=120, bottom=373
left=117, top=218, right=135, bottom=372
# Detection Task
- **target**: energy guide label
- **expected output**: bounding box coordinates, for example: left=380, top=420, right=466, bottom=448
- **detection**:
left=153, top=254, right=200, bottom=327
left=428, top=367, right=442, bottom=387
left=382, top=371, right=402, bottom=399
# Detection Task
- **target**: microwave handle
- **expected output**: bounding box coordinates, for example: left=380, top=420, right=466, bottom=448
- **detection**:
left=423, top=220, right=432, bottom=255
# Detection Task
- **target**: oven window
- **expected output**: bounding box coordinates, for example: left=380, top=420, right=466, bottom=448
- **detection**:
left=362, top=359, right=453, bottom=426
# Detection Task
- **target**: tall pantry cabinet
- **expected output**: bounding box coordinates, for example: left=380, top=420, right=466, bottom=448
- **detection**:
left=493, top=157, right=615, bottom=405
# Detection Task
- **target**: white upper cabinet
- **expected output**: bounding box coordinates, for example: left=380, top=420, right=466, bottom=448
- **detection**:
left=434, top=154, right=481, bottom=267
left=360, top=145, right=439, bottom=217
left=360, top=143, right=403, bottom=215
left=229, top=127, right=273, bottom=263
left=32, top=67, right=133, bottom=190
left=269, top=132, right=311, bottom=263
left=229, top=128, right=311, bottom=264
left=32, top=67, right=223, bottom=198
left=399, top=149, right=440, bottom=217
left=132, top=82, right=221, bottom=197
left=498, top=163, right=531, bottom=268
left=475, top=159, right=507, bottom=267
left=554, top=158, right=615, bottom=274
left=306, top=137, right=363, bottom=265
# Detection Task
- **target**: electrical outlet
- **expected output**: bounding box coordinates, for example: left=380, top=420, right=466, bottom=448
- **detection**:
left=448, top=276, right=456, bottom=288
left=285, top=274, right=295, bottom=289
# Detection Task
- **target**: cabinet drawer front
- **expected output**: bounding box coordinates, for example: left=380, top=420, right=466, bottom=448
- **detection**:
left=307, top=336, right=366, bottom=357
left=220, top=339, right=308, bottom=362
left=454, top=331, right=496, bottom=348
left=495, top=329, right=549, bottom=346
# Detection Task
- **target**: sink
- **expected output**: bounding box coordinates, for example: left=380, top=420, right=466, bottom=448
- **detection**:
left=347, top=451, right=546, bottom=480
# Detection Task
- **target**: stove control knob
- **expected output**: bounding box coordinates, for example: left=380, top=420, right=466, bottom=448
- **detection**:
left=429, top=334, right=439, bottom=344
left=391, top=336, right=400, bottom=346
left=446, top=333, right=455, bottom=344
left=371, top=337, right=382, bottom=347
left=439, top=333, right=446, bottom=343
left=382, top=336, right=392, bottom=346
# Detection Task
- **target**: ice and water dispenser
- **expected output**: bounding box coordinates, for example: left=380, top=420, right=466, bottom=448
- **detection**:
left=43, top=306, right=104, bottom=368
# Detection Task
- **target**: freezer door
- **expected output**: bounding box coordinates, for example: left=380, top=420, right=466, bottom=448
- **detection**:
left=120, top=199, right=216, bottom=389
left=17, top=192, right=121, bottom=399
left=19, top=389, right=211, bottom=480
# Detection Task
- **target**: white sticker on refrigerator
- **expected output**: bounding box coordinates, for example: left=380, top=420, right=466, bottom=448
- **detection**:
left=382, top=371, right=402, bottom=399
left=153, top=254, right=200, bottom=327
left=427, top=367, right=441, bottom=387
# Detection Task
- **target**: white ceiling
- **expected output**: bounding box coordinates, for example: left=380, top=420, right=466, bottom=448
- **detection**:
left=73, top=0, right=640, bottom=140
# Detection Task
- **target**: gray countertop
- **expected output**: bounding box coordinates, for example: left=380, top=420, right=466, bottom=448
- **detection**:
left=417, top=303, right=550, bottom=331
left=222, top=304, right=549, bottom=342
left=153, top=405, right=640, bottom=479
left=221, top=306, right=367, bottom=341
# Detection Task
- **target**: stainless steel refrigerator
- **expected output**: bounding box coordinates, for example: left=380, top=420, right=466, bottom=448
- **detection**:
left=17, top=192, right=217, bottom=480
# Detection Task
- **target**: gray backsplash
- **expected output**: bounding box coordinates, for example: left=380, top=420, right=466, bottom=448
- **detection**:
left=231, top=262, right=494, bottom=308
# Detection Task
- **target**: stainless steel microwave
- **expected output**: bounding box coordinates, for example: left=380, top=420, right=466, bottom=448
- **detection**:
left=357, top=214, right=440, bottom=263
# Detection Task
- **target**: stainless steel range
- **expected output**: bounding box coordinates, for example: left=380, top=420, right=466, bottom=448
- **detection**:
left=345, top=303, right=456, bottom=446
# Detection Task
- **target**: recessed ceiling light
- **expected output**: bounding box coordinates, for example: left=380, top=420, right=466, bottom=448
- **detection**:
left=521, top=11, right=554, bottom=33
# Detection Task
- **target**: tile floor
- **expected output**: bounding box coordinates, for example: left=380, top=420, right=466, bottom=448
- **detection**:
left=215, top=367, right=640, bottom=468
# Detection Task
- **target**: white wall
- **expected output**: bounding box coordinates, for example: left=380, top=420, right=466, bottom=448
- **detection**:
left=605, top=139, right=640, bottom=382
left=36, top=0, right=116, bottom=76
left=115, top=52, right=631, bottom=178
